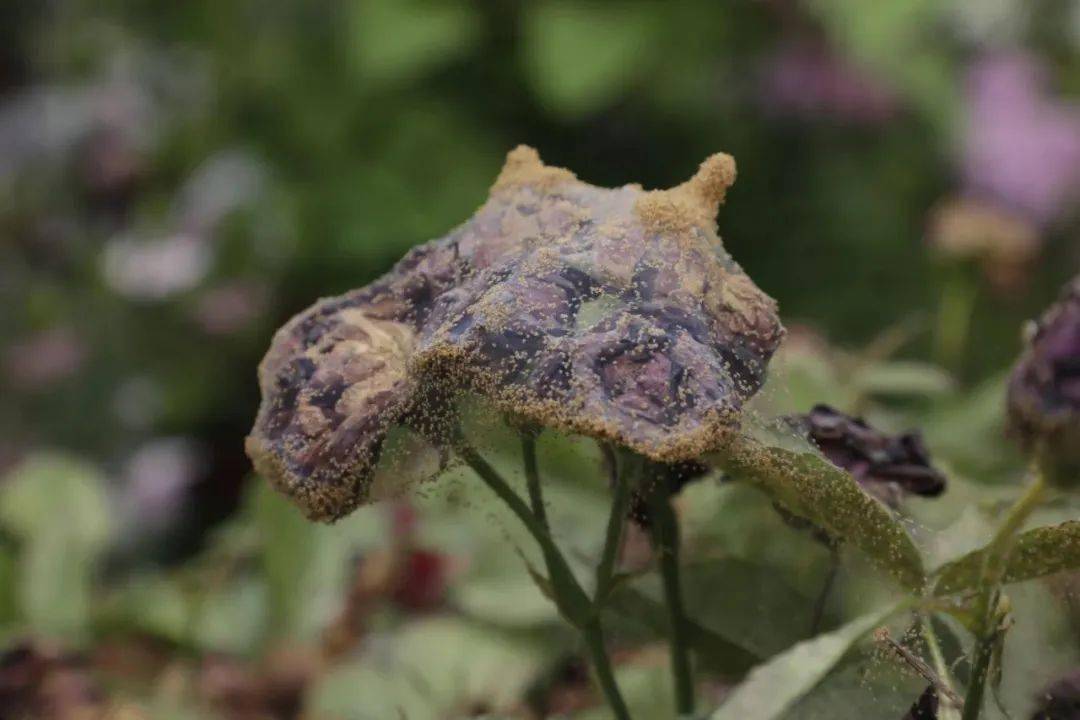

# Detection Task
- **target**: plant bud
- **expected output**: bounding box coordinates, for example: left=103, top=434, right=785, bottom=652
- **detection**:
left=1007, top=277, right=1080, bottom=487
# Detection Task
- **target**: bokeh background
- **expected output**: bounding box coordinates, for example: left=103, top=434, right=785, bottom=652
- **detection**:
left=2, top=1, right=1080, bottom=718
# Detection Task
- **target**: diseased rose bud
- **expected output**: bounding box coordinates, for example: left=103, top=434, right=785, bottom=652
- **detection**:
left=788, top=404, right=946, bottom=508
left=627, top=460, right=707, bottom=528
left=1007, top=277, right=1080, bottom=487
left=247, top=146, right=784, bottom=520
left=1031, top=668, right=1080, bottom=719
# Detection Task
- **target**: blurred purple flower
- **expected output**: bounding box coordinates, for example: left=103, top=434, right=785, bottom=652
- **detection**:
left=119, top=437, right=205, bottom=532
left=3, top=327, right=85, bottom=390
left=964, top=53, right=1080, bottom=226
left=759, top=41, right=899, bottom=124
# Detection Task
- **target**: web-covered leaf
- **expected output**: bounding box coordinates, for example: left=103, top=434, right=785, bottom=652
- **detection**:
left=709, top=604, right=900, bottom=720
left=933, top=520, right=1080, bottom=596
left=710, top=429, right=926, bottom=592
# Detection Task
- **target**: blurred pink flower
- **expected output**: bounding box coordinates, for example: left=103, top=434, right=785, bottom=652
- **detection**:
left=174, top=151, right=265, bottom=236
left=191, top=280, right=269, bottom=336
left=964, top=53, right=1080, bottom=226
left=101, top=232, right=211, bottom=300
left=759, top=41, right=899, bottom=124
left=3, top=327, right=85, bottom=390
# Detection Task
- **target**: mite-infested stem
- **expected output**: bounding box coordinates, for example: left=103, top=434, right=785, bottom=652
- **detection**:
left=453, top=431, right=631, bottom=720
left=646, top=468, right=695, bottom=717
left=595, top=444, right=630, bottom=604
left=923, top=615, right=964, bottom=719
left=962, top=467, right=1046, bottom=720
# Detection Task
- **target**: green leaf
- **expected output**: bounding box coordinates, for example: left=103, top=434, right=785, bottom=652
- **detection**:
left=351, top=0, right=479, bottom=87
left=574, top=661, right=676, bottom=720
left=454, top=575, right=557, bottom=626
left=20, top=527, right=99, bottom=638
left=0, top=453, right=112, bottom=637
left=248, top=480, right=388, bottom=641
left=0, top=545, right=16, bottom=625
left=606, top=585, right=761, bottom=677
left=678, top=558, right=819, bottom=658
left=709, top=605, right=899, bottom=720
left=853, top=360, right=954, bottom=398
left=105, top=574, right=193, bottom=645
left=933, top=520, right=1080, bottom=596
left=193, top=577, right=269, bottom=654
left=310, top=617, right=547, bottom=720
left=710, top=432, right=926, bottom=592
left=780, top=659, right=925, bottom=719
left=522, top=1, right=658, bottom=118
left=0, top=454, right=111, bottom=546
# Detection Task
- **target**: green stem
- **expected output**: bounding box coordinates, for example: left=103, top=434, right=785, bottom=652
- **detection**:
left=521, top=431, right=548, bottom=530
left=454, top=433, right=631, bottom=720
left=962, top=617, right=997, bottom=720
left=584, top=618, right=634, bottom=720
left=923, top=615, right=963, bottom=719
left=647, top=470, right=695, bottom=717
left=961, top=470, right=1046, bottom=720
left=935, top=266, right=977, bottom=372
left=595, top=444, right=630, bottom=604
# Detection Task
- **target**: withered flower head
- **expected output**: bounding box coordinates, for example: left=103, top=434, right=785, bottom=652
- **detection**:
left=1031, top=668, right=1080, bottom=719
left=790, top=404, right=946, bottom=507
left=1007, top=276, right=1080, bottom=485
left=902, top=686, right=939, bottom=720
left=247, top=146, right=784, bottom=520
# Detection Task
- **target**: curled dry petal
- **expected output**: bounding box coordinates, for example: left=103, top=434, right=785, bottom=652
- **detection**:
left=789, top=404, right=945, bottom=508
left=247, top=146, right=784, bottom=520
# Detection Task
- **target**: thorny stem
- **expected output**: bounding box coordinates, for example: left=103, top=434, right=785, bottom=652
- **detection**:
left=647, top=469, right=695, bottom=717
left=961, top=468, right=1046, bottom=720
left=520, top=431, right=548, bottom=530
left=453, top=431, right=631, bottom=720
left=595, top=444, right=630, bottom=604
